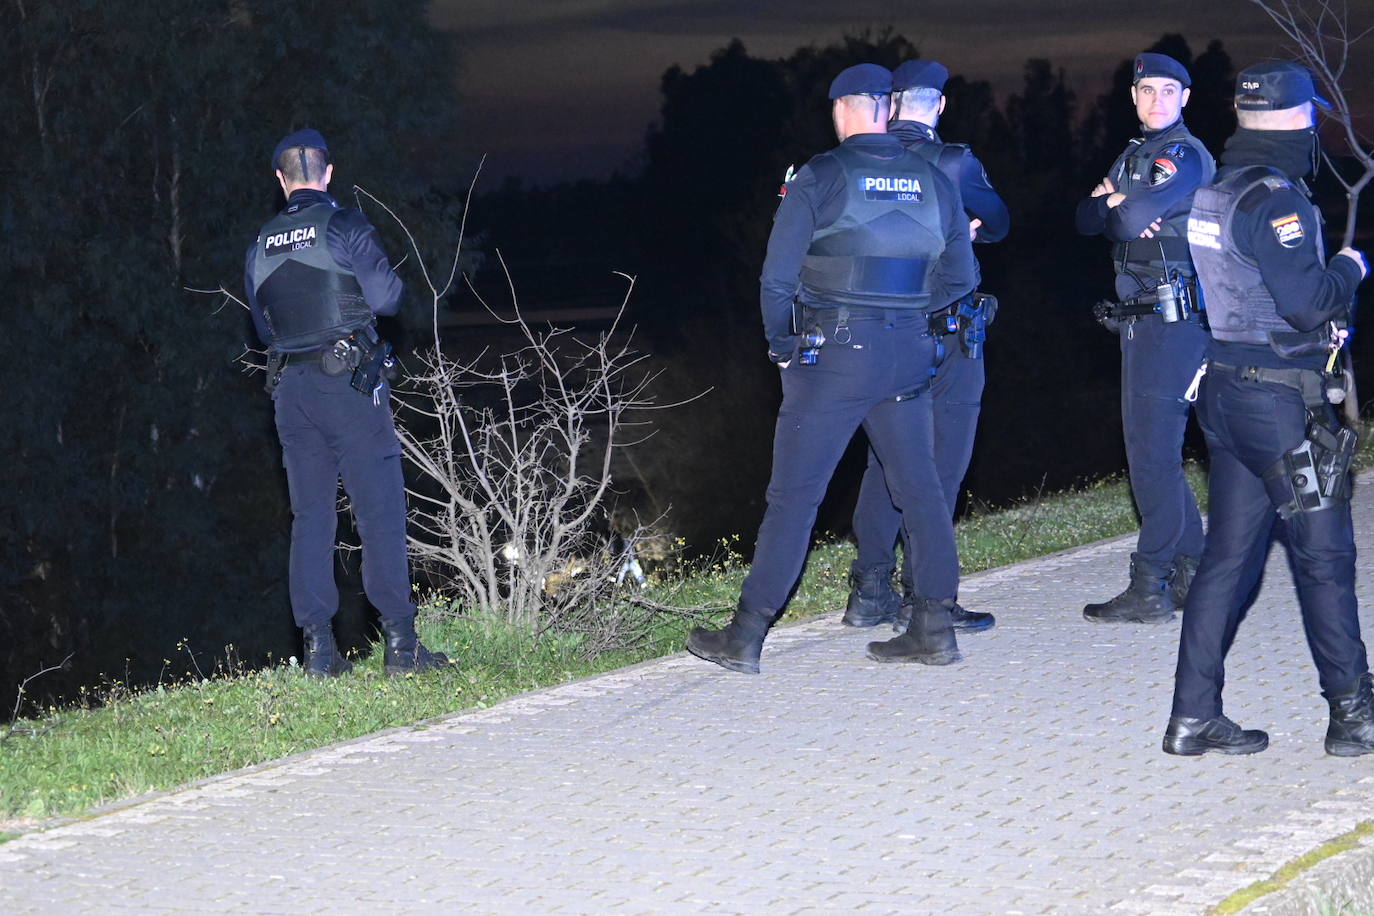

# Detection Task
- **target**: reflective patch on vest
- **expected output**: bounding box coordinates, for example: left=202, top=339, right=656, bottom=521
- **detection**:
left=1260, top=175, right=1290, bottom=192
left=1271, top=213, right=1304, bottom=248
left=860, top=176, right=923, bottom=202
left=1187, top=216, right=1222, bottom=250
left=1150, top=157, right=1178, bottom=185
left=264, top=225, right=318, bottom=258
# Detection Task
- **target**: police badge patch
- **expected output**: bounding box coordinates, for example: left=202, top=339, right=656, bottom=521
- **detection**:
left=1271, top=213, right=1304, bottom=248
left=264, top=225, right=318, bottom=258
left=1150, top=157, right=1178, bottom=185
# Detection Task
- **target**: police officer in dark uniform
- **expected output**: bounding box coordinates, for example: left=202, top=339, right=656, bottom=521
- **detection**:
left=1076, top=53, right=1215, bottom=624
left=244, top=129, right=447, bottom=678
left=1162, top=63, right=1373, bottom=756
left=843, top=59, right=1010, bottom=635
left=685, top=65, right=978, bottom=674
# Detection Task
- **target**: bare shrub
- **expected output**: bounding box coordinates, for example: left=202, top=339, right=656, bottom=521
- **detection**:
left=355, top=183, right=701, bottom=654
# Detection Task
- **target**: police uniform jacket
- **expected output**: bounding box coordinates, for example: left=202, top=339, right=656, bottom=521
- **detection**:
left=1075, top=118, right=1213, bottom=278
left=243, top=189, right=404, bottom=349
left=760, top=133, right=978, bottom=359
left=890, top=120, right=1009, bottom=243
left=1188, top=133, right=1363, bottom=371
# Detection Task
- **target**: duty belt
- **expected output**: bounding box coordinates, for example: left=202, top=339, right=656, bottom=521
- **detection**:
left=1209, top=361, right=1326, bottom=409
left=803, top=304, right=922, bottom=322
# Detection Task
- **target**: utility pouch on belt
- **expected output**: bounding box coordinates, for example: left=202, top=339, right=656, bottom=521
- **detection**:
left=1266, top=418, right=1356, bottom=518
left=264, top=351, right=287, bottom=395
left=321, top=336, right=364, bottom=377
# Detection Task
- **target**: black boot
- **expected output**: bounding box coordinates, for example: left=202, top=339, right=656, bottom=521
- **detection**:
left=1083, top=553, right=1176, bottom=624
left=1324, top=674, right=1374, bottom=757
left=841, top=562, right=899, bottom=627
left=381, top=617, right=450, bottom=676
left=686, top=605, right=771, bottom=674
left=892, top=571, right=916, bottom=632
left=868, top=598, right=962, bottom=665
left=303, top=623, right=353, bottom=678
left=1168, top=554, right=1199, bottom=612
left=894, top=600, right=994, bottom=633
left=1162, top=715, right=1268, bottom=756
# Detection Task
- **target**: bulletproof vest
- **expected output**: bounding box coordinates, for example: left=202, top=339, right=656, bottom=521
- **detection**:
left=252, top=201, right=372, bottom=352
left=1109, top=124, right=1215, bottom=275
left=799, top=144, right=946, bottom=309
left=908, top=139, right=967, bottom=189
left=1188, top=166, right=1325, bottom=347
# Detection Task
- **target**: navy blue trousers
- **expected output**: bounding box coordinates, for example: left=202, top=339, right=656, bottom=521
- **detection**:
left=739, top=313, right=958, bottom=615
left=272, top=365, right=415, bottom=628
left=1119, top=314, right=1208, bottom=569
left=1171, top=367, right=1367, bottom=718
left=852, top=340, right=983, bottom=574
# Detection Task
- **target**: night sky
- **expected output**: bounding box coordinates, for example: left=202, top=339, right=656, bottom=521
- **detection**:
left=433, top=0, right=1372, bottom=184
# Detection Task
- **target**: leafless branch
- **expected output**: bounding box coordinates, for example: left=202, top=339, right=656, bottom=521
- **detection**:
left=5, top=653, right=73, bottom=740
left=1248, top=0, right=1373, bottom=246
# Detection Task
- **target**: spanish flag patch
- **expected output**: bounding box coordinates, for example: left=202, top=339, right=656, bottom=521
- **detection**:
left=1270, top=213, right=1304, bottom=248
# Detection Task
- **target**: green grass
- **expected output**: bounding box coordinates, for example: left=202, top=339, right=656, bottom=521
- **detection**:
left=1209, top=821, right=1374, bottom=914
left=0, top=458, right=1302, bottom=830
left=0, top=620, right=683, bottom=826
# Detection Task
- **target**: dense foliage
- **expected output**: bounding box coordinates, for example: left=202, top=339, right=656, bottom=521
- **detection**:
left=0, top=0, right=460, bottom=709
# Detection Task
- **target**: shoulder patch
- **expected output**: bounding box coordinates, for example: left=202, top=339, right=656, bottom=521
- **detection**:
left=1150, top=157, right=1179, bottom=185
left=1271, top=213, right=1304, bottom=248
left=778, top=164, right=796, bottom=199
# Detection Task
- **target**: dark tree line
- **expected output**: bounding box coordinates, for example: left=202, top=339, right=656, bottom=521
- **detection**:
left=6, top=13, right=1370, bottom=711
left=1, top=0, right=461, bottom=710
left=468, top=30, right=1369, bottom=557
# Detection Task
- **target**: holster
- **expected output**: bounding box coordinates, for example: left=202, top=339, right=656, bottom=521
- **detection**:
left=351, top=337, right=398, bottom=396
left=928, top=292, right=997, bottom=359
left=1265, top=416, right=1357, bottom=518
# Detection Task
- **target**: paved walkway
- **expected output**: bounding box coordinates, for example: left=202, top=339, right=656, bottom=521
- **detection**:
left=3, top=486, right=1374, bottom=914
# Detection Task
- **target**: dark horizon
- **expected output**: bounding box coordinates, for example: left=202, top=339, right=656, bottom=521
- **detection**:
left=433, top=0, right=1372, bottom=184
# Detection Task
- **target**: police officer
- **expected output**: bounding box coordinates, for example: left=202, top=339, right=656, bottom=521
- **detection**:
left=244, top=129, right=447, bottom=678
left=1163, top=62, right=1372, bottom=756
left=843, top=59, right=1010, bottom=635
left=685, top=64, right=978, bottom=674
left=1076, top=53, right=1215, bottom=624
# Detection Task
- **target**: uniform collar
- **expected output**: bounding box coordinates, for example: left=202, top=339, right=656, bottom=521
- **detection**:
left=840, top=132, right=906, bottom=157
left=284, top=188, right=337, bottom=211
left=1140, top=118, right=1186, bottom=143
left=889, top=120, right=941, bottom=145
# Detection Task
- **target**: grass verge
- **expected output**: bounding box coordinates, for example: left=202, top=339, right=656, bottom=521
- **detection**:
left=0, top=463, right=1227, bottom=831
left=1209, top=821, right=1374, bottom=914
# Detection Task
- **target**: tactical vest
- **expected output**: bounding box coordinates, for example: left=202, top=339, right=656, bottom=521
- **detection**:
left=1188, top=166, right=1327, bottom=350
left=799, top=144, right=946, bottom=309
left=252, top=201, right=372, bottom=352
left=1109, top=124, right=1215, bottom=275
left=909, top=140, right=968, bottom=190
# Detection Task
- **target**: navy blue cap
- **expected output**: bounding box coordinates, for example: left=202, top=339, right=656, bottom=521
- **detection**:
left=828, top=64, right=892, bottom=100
left=271, top=128, right=329, bottom=171
left=1133, top=53, right=1191, bottom=88
left=892, top=60, right=949, bottom=93
left=1236, top=61, right=1333, bottom=111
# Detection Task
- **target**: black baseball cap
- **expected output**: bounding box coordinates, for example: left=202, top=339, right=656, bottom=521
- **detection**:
left=828, top=64, right=892, bottom=99
left=1235, top=61, right=1333, bottom=110
left=892, top=60, right=949, bottom=93
left=271, top=128, right=329, bottom=171
left=1134, top=53, right=1191, bottom=88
